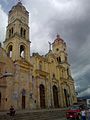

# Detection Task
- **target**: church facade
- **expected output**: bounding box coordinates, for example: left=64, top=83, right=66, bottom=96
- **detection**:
left=0, top=2, right=77, bottom=110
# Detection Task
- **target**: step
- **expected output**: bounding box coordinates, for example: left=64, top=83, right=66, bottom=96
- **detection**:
left=0, top=109, right=66, bottom=120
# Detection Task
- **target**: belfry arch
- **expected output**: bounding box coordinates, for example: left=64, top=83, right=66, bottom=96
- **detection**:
left=20, top=45, right=25, bottom=58
left=7, top=45, right=13, bottom=57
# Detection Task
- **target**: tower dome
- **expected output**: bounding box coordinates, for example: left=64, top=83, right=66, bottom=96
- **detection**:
left=53, top=34, right=64, bottom=45
left=52, top=34, right=66, bottom=55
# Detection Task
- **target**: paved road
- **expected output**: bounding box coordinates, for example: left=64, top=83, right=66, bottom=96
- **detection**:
left=54, top=118, right=66, bottom=120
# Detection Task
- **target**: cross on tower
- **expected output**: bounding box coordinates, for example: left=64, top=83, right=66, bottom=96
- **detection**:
left=18, top=0, right=21, bottom=2
left=48, top=41, right=52, bottom=51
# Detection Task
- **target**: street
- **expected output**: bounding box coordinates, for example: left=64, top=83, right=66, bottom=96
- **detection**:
left=54, top=118, right=66, bottom=120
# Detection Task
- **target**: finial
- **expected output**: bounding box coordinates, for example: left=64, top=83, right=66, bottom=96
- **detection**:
left=56, top=33, right=60, bottom=38
left=17, top=0, right=22, bottom=6
left=18, top=0, right=21, bottom=2
left=17, top=0, right=22, bottom=4
left=48, top=41, right=52, bottom=51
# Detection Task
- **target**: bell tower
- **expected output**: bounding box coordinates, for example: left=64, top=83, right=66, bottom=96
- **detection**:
left=3, top=1, right=30, bottom=62
left=52, top=34, right=67, bottom=63
left=52, top=34, right=71, bottom=77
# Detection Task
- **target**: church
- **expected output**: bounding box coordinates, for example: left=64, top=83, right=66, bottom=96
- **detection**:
left=0, top=2, right=77, bottom=110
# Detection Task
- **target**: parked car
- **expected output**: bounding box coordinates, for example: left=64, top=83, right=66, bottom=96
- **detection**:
left=66, top=105, right=81, bottom=120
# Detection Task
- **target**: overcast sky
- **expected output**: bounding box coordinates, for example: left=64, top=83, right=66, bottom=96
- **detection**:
left=0, top=0, right=90, bottom=97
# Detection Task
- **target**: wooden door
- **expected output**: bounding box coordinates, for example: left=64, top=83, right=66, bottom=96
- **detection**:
left=22, top=95, right=25, bottom=109
left=39, top=84, right=45, bottom=108
left=53, top=85, right=59, bottom=108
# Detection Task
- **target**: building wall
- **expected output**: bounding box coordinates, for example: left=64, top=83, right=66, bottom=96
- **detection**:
left=0, top=47, right=14, bottom=110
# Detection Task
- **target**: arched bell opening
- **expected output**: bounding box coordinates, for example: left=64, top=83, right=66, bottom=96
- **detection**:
left=7, top=45, right=13, bottom=58
left=20, top=45, right=25, bottom=58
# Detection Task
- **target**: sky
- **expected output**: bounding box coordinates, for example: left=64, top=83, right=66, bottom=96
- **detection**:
left=0, top=0, right=90, bottom=97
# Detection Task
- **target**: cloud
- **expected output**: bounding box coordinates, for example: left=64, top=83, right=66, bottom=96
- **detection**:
left=23, top=0, right=90, bottom=97
left=0, top=4, right=8, bottom=44
left=78, top=88, right=90, bottom=97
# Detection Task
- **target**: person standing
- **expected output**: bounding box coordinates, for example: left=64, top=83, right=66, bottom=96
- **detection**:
left=81, top=108, right=86, bottom=120
left=87, top=108, right=90, bottom=120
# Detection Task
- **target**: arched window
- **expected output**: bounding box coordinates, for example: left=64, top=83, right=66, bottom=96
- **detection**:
left=57, top=57, right=61, bottom=63
left=53, top=73, right=55, bottom=78
left=20, top=45, right=25, bottom=58
left=11, top=27, right=13, bottom=35
left=59, top=57, right=61, bottom=62
left=20, top=27, right=26, bottom=38
left=9, top=29, right=11, bottom=37
left=67, top=68, right=69, bottom=75
left=7, top=45, right=13, bottom=58
left=9, top=27, right=14, bottom=38
left=57, top=57, right=58, bottom=62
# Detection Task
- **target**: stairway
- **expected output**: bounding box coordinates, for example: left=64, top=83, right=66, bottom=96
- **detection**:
left=0, top=109, right=66, bottom=120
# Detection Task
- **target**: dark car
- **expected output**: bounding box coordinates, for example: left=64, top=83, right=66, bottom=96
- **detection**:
left=66, top=105, right=81, bottom=120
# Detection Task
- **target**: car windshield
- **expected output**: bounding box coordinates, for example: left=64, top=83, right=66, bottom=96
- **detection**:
left=70, top=105, right=79, bottom=110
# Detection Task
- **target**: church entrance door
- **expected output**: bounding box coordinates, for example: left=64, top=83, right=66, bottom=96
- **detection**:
left=53, top=85, right=59, bottom=108
left=22, top=89, right=26, bottom=109
left=39, top=84, right=45, bottom=108
left=64, top=89, right=68, bottom=107
left=22, top=96, right=25, bottom=109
